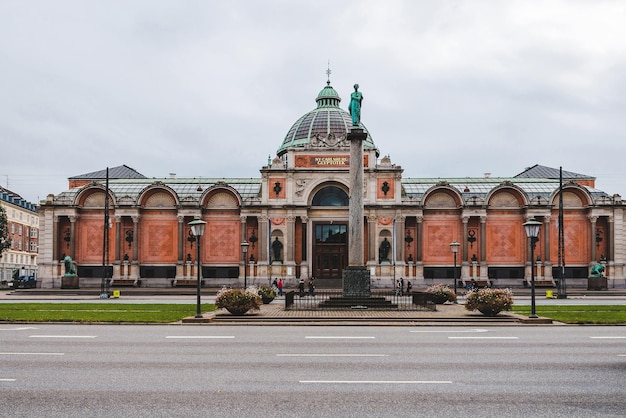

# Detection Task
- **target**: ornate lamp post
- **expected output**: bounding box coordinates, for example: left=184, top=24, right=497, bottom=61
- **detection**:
left=449, top=241, right=460, bottom=298
left=523, top=218, right=541, bottom=319
left=188, top=218, right=206, bottom=318
left=241, top=240, right=249, bottom=289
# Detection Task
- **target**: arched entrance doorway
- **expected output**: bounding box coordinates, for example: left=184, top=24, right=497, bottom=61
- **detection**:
left=311, top=186, right=349, bottom=282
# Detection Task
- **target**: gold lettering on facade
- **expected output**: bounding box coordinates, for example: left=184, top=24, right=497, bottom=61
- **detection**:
left=313, top=157, right=348, bottom=166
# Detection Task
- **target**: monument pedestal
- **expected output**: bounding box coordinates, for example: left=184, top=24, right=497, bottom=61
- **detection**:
left=61, top=275, right=79, bottom=289
left=342, top=266, right=371, bottom=297
left=587, top=276, right=607, bottom=291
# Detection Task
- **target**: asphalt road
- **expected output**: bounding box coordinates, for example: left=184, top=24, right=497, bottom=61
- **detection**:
left=1, top=324, right=625, bottom=417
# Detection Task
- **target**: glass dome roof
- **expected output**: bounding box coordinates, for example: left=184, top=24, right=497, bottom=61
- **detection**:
left=277, top=81, right=378, bottom=156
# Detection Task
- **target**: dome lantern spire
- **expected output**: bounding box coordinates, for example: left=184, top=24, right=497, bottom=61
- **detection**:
left=316, top=63, right=341, bottom=108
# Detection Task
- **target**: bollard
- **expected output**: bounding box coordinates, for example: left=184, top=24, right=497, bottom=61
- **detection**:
left=113, top=289, right=120, bottom=298
left=545, top=290, right=553, bottom=299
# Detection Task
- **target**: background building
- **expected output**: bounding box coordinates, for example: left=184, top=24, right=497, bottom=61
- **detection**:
left=0, top=186, right=39, bottom=282
left=37, top=80, right=624, bottom=289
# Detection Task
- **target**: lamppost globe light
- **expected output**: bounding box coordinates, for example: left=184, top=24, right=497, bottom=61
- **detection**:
left=189, top=219, right=206, bottom=238
left=523, top=218, right=541, bottom=319
left=523, top=218, right=541, bottom=239
left=188, top=218, right=206, bottom=318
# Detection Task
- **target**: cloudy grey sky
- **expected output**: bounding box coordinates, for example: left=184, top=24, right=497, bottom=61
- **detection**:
left=1, top=0, right=625, bottom=204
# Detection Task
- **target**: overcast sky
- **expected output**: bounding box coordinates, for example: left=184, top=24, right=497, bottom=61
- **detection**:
left=1, top=0, right=625, bottom=204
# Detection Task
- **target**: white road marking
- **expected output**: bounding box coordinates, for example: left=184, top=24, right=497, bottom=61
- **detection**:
left=165, top=336, right=235, bottom=339
left=0, top=327, right=38, bottom=331
left=277, top=354, right=388, bottom=357
left=448, top=336, right=519, bottom=340
left=0, top=352, right=64, bottom=356
left=300, top=380, right=452, bottom=384
left=0, top=379, right=16, bottom=382
left=410, top=329, right=489, bottom=333
left=305, top=336, right=376, bottom=339
left=590, top=336, right=626, bottom=339
left=618, top=354, right=626, bottom=357
left=29, top=335, right=97, bottom=339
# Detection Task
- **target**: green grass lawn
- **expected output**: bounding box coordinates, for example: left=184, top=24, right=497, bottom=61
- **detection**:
left=511, top=305, right=626, bottom=324
left=0, top=303, right=216, bottom=323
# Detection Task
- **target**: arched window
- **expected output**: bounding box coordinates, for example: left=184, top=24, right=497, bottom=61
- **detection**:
left=312, top=186, right=349, bottom=206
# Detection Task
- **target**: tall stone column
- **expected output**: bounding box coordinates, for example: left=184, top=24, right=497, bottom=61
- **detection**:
left=175, top=216, right=185, bottom=279
left=343, top=127, right=370, bottom=297
left=416, top=216, right=423, bottom=262
left=608, top=215, right=614, bottom=261
left=131, top=215, right=140, bottom=262
left=114, top=216, right=122, bottom=262
left=177, top=216, right=185, bottom=262
left=240, top=216, right=247, bottom=242
left=480, top=216, right=488, bottom=279
left=69, top=215, right=77, bottom=259
left=543, top=216, right=551, bottom=264
left=462, top=216, right=469, bottom=263
left=300, top=216, right=310, bottom=280
left=259, top=215, right=268, bottom=263
left=543, top=216, right=553, bottom=279
left=589, top=215, right=597, bottom=263
left=286, top=216, right=295, bottom=263
left=396, top=215, right=405, bottom=263
left=367, top=215, right=377, bottom=263
left=53, top=215, right=60, bottom=262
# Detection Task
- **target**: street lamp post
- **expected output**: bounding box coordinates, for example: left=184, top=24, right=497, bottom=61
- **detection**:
left=188, top=218, right=206, bottom=318
left=241, top=241, right=249, bottom=289
left=449, top=241, right=460, bottom=298
left=523, top=218, right=541, bottom=319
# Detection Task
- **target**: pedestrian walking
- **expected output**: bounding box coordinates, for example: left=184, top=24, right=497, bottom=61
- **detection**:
left=308, top=277, right=315, bottom=296
left=298, top=279, right=305, bottom=297
left=277, top=278, right=283, bottom=296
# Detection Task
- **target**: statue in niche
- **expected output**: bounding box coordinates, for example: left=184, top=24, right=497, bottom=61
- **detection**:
left=379, top=237, right=391, bottom=263
left=272, top=237, right=283, bottom=262
left=348, top=84, right=363, bottom=126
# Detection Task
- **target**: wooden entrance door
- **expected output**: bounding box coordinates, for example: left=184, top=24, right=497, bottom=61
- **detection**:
left=313, top=223, right=347, bottom=280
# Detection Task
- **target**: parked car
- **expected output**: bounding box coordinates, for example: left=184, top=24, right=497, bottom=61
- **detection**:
left=10, top=275, right=37, bottom=289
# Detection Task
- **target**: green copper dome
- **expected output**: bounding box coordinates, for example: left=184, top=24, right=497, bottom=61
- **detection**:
left=277, top=81, right=378, bottom=157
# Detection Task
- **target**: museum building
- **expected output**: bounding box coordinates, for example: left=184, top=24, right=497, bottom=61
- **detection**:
left=37, top=80, right=625, bottom=289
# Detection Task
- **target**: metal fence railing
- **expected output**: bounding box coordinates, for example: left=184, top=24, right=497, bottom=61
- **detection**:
left=284, top=290, right=436, bottom=311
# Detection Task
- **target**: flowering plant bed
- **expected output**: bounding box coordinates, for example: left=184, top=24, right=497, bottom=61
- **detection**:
left=465, top=288, right=513, bottom=316
left=425, top=284, right=457, bottom=304
left=257, top=285, right=276, bottom=304
left=215, top=287, right=262, bottom=315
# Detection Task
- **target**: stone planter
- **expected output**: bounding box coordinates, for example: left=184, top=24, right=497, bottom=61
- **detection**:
left=431, top=294, right=449, bottom=304
left=261, top=296, right=275, bottom=304
left=477, top=306, right=502, bottom=316
left=225, top=307, right=251, bottom=315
